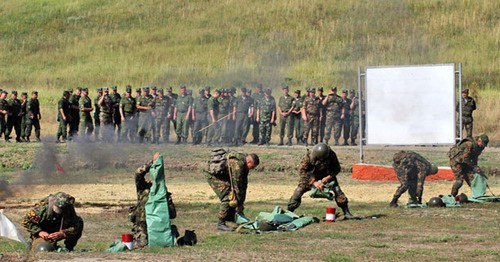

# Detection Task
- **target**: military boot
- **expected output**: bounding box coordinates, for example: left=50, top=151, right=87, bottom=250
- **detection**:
left=351, top=139, right=357, bottom=146
left=216, top=219, right=234, bottom=231
left=334, top=140, right=339, bottom=146
left=287, top=139, right=292, bottom=146
left=324, top=139, right=329, bottom=145
left=343, top=139, right=349, bottom=146
left=175, top=137, right=181, bottom=145
left=278, top=138, right=284, bottom=146
left=389, top=196, right=399, bottom=208
left=182, top=138, right=187, bottom=144
left=340, top=205, right=356, bottom=220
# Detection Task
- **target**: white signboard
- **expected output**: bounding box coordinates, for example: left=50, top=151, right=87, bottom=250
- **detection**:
left=365, top=64, right=456, bottom=145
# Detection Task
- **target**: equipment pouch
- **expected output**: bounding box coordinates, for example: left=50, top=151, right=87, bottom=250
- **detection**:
left=228, top=190, right=238, bottom=208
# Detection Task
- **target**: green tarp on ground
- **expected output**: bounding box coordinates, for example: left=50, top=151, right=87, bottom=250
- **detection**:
left=237, top=206, right=319, bottom=233
left=145, top=155, right=176, bottom=247
left=468, top=172, right=500, bottom=202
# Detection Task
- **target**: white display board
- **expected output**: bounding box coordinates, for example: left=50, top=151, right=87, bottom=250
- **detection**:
left=365, top=64, right=456, bottom=145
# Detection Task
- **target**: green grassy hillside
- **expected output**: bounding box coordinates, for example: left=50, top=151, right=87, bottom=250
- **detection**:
left=0, top=0, right=498, bottom=138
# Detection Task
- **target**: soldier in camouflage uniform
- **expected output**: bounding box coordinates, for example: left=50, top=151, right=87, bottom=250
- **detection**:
left=0, top=91, right=9, bottom=141
left=110, top=86, right=122, bottom=141
left=287, top=143, right=356, bottom=219
left=98, top=88, right=114, bottom=142
left=206, top=90, right=221, bottom=146
left=456, top=89, right=476, bottom=138
left=277, top=86, right=295, bottom=146
left=68, top=88, right=81, bottom=140
left=250, top=84, right=264, bottom=144
left=136, top=87, right=155, bottom=143
left=6, top=91, right=22, bottom=142
left=56, top=91, right=71, bottom=143
left=192, top=89, right=208, bottom=145
left=390, top=151, right=439, bottom=207
left=173, top=86, right=192, bottom=144
left=241, top=89, right=254, bottom=143
left=227, top=87, right=237, bottom=144
left=292, top=90, right=304, bottom=145
left=448, top=134, right=489, bottom=196
left=349, top=90, right=365, bottom=146
left=120, top=86, right=137, bottom=142
left=302, top=88, right=322, bottom=146
left=78, top=88, right=94, bottom=139
left=151, top=89, right=167, bottom=143
left=218, top=89, right=232, bottom=144
left=21, top=192, right=84, bottom=251
left=204, top=149, right=260, bottom=231
left=322, top=87, right=344, bottom=146
left=233, top=87, right=254, bottom=146
left=25, top=91, right=42, bottom=142
left=164, top=87, right=175, bottom=143
left=257, top=89, right=276, bottom=146
left=130, top=153, right=176, bottom=247
left=93, top=88, right=102, bottom=141
left=19, top=92, right=28, bottom=141
left=317, top=87, right=327, bottom=143
left=340, top=90, right=352, bottom=146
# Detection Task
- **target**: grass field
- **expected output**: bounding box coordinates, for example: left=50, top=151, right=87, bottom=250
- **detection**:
left=0, top=143, right=499, bottom=261
left=0, top=0, right=498, bottom=140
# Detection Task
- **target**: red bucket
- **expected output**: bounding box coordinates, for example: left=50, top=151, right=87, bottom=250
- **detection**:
left=122, top=234, right=133, bottom=243
left=326, top=207, right=336, bottom=222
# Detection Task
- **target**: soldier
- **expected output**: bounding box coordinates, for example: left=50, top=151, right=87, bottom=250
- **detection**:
left=204, top=148, right=260, bottom=231
left=250, top=84, right=264, bottom=144
left=322, top=87, right=344, bottom=146
left=78, top=88, right=94, bottom=140
left=216, top=89, right=230, bottom=144
left=19, top=92, right=28, bottom=142
left=317, top=87, right=327, bottom=143
left=93, top=88, right=102, bottom=141
left=390, top=151, right=439, bottom=207
left=110, top=86, right=122, bottom=140
left=257, top=89, right=276, bottom=146
left=68, top=87, right=81, bottom=140
left=233, top=87, right=254, bottom=146
left=120, top=86, right=137, bottom=142
left=98, top=87, right=114, bottom=142
left=448, top=134, right=489, bottom=196
left=21, top=192, right=84, bottom=251
left=192, top=89, right=208, bottom=145
left=136, top=87, right=155, bottom=143
left=204, top=86, right=212, bottom=99
left=292, top=90, right=304, bottom=145
left=164, top=87, right=175, bottom=143
left=456, top=89, right=476, bottom=138
left=241, top=89, right=254, bottom=144
left=173, top=86, right=192, bottom=144
left=277, top=86, right=295, bottom=146
left=302, top=88, right=322, bottom=146
left=25, top=91, right=42, bottom=142
left=340, top=90, right=352, bottom=146
left=349, top=90, right=365, bottom=146
left=186, top=89, right=195, bottom=142
left=227, top=87, right=237, bottom=144
left=153, top=89, right=169, bottom=143
left=287, top=143, right=357, bottom=219
left=0, top=91, right=9, bottom=141
left=206, top=90, right=221, bottom=146
left=5, top=91, right=22, bottom=142
left=130, top=152, right=176, bottom=247
left=56, top=91, right=71, bottom=143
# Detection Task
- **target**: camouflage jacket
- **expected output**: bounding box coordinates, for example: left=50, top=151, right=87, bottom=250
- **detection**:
left=234, top=95, right=253, bottom=115
left=448, top=138, right=483, bottom=167
left=154, top=97, right=169, bottom=119
left=79, top=96, right=92, bottom=120
left=206, top=152, right=249, bottom=203
left=302, top=96, right=321, bottom=115
left=298, top=149, right=341, bottom=188
left=278, top=95, right=295, bottom=113
left=324, top=94, right=343, bottom=113
left=393, top=151, right=434, bottom=178
left=456, top=96, right=476, bottom=119
left=21, top=194, right=81, bottom=239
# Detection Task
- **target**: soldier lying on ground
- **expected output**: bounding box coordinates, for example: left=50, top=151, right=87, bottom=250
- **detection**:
left=21, top=192, right=84, bottom=251
left=390, top=151, right=438, bottom=207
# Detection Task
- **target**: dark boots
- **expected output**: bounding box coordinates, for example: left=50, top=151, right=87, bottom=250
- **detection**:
left=175, top=137, right=181, bottom=145
left=278, top=138, right=284, bottom=146
left=389, top=196, right=399, bottom=208
left=351, top=139, right=357, bottom=146
left=287, top=139, right=292, bottom=146
left=216, top=219, right=234, bottom=231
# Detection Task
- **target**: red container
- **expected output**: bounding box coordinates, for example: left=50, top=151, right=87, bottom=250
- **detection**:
left=326, top=207, right=336, bottom=222
left=454, top=196, right=460, bottom=204
left=122, top=234, right=133, bottom=243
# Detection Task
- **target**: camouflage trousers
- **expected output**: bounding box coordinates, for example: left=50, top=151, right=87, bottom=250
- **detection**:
left=302, top=114, right=319, bottom=143
left=457, top=117, right=473, bottom=138
left=155, top=116, right=169, bottom=143
left=192, top=114, right=207, bottom=144
left=259, top=118, right=272, bottom=143
left=175, top=112, right=189, bottom=139
left=251, top=117, right=260, bottom=143
left=393, top=166, right=422, bottom=204
left=207, top=174, right=235, bottom=220
left=287, top=177, right=348, bottom=212
left=450, top=158, right=474, bottom=196
left=100, top=113, right=114, bottom=142
left=319, top=113, right=326, bottom=141
left=279, top=115, right=294, bottom=140
left=132, top=221, right=148, bottom=248
left=137, top=113, right=152, bottom=142
left=324, top=112, right=342, bottom=142
left=20, top=114, right=27, bottom=138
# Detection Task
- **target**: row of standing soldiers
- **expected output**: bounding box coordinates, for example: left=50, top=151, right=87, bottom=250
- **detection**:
left=0, top=89, right=41, bottom=142
left=53, top=84, right=366, bottom=146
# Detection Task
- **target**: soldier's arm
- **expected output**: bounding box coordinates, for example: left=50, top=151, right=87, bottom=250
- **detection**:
left=61, top=210, right=83, bottom=240
left=20, top=205, right=44, bottom=236
left=298, top=154, right=315, bottom=188
left=256, top=109, right=260, bottom=122
left=460, top=142, right=474, bottom=166
left=119, top=105, right=125, bottom=121
left=227, top=158, right=247, bottom=203
left=249, top=105, right=254, bottom=118
left=322, top=96, right=329, bottom=105
left=135, top=161, right=153, bottom=193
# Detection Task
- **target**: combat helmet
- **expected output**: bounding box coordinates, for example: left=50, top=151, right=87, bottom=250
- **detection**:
left=311, top=143, right=330, bottom=161
left=428, top=197, right=445, bottom=207
left=34, top=241, right=56, bottom=252
left=258, top=220, right=278, bottom=232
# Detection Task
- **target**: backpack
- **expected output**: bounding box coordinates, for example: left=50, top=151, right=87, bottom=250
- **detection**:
left=206, top=148, right=229, bottom=176
left=447, top=138, right=472, bottom=159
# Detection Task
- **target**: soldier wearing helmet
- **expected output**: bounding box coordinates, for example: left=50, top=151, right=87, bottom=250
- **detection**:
left=21, top=192, right=83, bottom=251
left=287, top=143, right=356, bottom=219
left=390, top=151, right=439, bottom=208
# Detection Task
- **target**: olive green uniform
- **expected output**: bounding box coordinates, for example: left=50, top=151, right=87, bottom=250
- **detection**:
left=78, top=95, right=94, bottom=138
left=318, top=94, right=327, bottom=142
left=110, top=93, right=122, bottom=140
left=6, top=97, right=22, bottom=142
left=154, top=97, right=170, bottom=143
left=136, top=95, right=155, bottom=142
left=456, top=96, right=476, bottom=138
left=302, top=96, right=321, bottom=144
left=350, top=98, right=365, bottom=145
left=68, top=94, right=80, bottom=139
left=341, top=97, right=352, bottom=144
left=120, top=96, right=137, bottom=142
left=292, top=95, right=305, bottom=143
left=0, top=97, right=9, bottom=140
left=258, top=97, right=276, bottom=144
left=56, top=97, right=71, bottom=141
left=242, top=96, right=254, bottom=143
left=323, top=94, right=344, bottom=144
left=278, top=95, right=295, bottom=142
left=20, top=99, right=27, bottom=139
left=206, top=96, right=221, bottom=145
left=218, top=96, right=232, bottom=143
left=192, top=96, right=208, bottom=145
left=25, top=98, right=41, bottom=140
left=175, top=94, right=193, bottom=141
left=234, top=95, right=253, bottom=145
left=93, top=95, right=101, bottom=140
left=251, top=91, right=264, bottom=143
left=99, top=95, right=114, bottom=141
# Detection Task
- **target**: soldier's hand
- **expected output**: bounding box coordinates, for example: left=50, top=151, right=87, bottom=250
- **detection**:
left=302, top=116, right=307, bottom=121
left=38, top=231, right=49, bottom=240
left=340, top=114, right=345, bottom=120
left=62, top=116, right=67, bottom=121
left=153, top=152, right=160, bottom=162
left=48, top=231, right=65, bottom=241
left=185, top=115, right=189, bottom=121
left=173, top=115, right=176, bottom=121
left=473, top=166, right=482, bottom=174
left=313, top=181, right=324, bottom=191
left=256, top=117, right=260, bottom=123
left=270, top=119, right=274, bottom=124
left=321, top=176, right=331, bottom=184
left=121, top=117, right=125, bottom=122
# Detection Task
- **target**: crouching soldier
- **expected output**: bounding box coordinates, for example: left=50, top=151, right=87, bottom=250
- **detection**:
left=204, top=148, right=260, bottom=231
left=390, top=151, right=438, bottom=207
left=21, top=192, right=84, bottom=251
left=129, top=152, right=177, bottom=247
left=287, top=143, right=356, bottom=219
